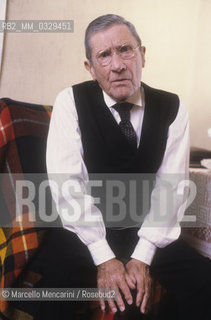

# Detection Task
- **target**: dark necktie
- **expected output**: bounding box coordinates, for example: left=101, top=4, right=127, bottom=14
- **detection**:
left=113, top=103, right=137, bottom=149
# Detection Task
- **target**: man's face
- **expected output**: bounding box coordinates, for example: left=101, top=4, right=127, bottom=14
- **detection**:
left=85, top=24, right=145, bottom=102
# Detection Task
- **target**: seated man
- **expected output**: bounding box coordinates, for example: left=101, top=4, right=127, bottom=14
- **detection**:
left=46, top=14, right=211, bottom=320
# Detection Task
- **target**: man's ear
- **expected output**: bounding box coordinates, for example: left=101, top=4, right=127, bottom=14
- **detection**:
left=84, top=60, right=96, bottom=80
left=141, top=46, right=146, bottom=68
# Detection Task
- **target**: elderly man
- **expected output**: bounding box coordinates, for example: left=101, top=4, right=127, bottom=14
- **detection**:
left=46, top=14, right=211, bottom=319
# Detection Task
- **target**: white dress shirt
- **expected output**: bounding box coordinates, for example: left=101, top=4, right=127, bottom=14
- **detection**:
left=46, top=84, right=190, bottom=266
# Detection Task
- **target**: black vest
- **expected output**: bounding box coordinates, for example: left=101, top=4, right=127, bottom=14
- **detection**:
left=72, top=81, right=179, bottom=174
left=72, top=81, right=179, bottom=227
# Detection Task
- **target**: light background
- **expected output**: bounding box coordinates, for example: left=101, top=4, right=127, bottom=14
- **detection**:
left=0, top=0, right=7, bottom=73
left=0, top=0, right=210, bottom=149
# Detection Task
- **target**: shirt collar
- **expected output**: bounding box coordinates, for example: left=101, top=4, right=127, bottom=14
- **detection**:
left=102, top=85, right=144, bottom=109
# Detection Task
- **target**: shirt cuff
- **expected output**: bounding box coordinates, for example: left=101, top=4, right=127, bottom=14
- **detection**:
left=131, top=237, right=157, bottom=265
left=87, top=239, right=116, bottom=266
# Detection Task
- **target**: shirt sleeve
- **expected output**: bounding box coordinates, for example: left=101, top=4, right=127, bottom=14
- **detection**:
left=131, top=99, right=190, bottom=265
left=46, top=87, right=115, bottom=266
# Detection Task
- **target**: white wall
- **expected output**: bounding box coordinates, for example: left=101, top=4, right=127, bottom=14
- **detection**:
left=188, top=0, right=211, bottom=149
left=0, top=0, right=7, bottom=74
left=0, top=0, right=210, bottom=149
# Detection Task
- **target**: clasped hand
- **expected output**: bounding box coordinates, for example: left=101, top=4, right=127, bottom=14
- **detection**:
left=97, top=258, right=153, bottom=314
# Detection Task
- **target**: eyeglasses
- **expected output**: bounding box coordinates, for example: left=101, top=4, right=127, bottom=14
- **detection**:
left=95, top=44, right=140, bottom=67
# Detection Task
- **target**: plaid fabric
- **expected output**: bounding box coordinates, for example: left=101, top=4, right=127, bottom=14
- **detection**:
left=0, top=98, right=165, bottom=320
left=0, top=98, right=52, bottom=319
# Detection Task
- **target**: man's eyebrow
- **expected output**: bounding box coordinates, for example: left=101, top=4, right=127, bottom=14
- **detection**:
left=96, top=48, right=111, bottom=55
left=96, top=43, right=132, bottom=54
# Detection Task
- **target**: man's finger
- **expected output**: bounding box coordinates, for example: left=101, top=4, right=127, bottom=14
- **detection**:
left=140, top=290, right=150, bottom=314
left=136, top=286, right=145, bottom=307
left=107, top=290, right=118, bottom=313
left=118, top=281, right=133, bottom=306
left=115, top=290, right=126, bottom=312
left=142, top=278, right=153, bottom=313
left=99, top=299, right=106, bottom=312
left=125, top=273, right=136, bottom=289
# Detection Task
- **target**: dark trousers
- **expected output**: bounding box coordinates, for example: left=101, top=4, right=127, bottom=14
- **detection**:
left=151, top=239, right=211, bottom=320
left=31, top=228, right=211, bottom=319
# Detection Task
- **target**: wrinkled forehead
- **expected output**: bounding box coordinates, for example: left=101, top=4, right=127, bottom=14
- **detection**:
left=89, top=24, right=137, bottom=56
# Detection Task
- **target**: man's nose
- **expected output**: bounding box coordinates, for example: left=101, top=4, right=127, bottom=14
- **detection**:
left=110, top=52, right=126, bottom=72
